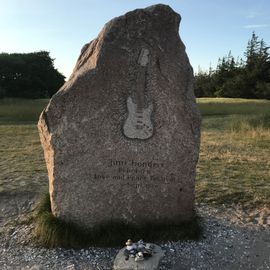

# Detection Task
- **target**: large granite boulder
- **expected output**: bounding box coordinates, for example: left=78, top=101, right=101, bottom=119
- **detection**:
left=38, top=4, right=201, bottom=228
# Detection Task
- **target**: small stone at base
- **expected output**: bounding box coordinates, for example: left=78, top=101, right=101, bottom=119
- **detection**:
left=113, top=244, right=164, bottom=270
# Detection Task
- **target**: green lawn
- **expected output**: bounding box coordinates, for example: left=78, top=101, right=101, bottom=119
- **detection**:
left=0, top=98, right=269, bottom=209
left=198, top=97, right=270, bottom=116
left=0, top=124, right=47, bottom=194
left=0, top=98, right=48, bottom=123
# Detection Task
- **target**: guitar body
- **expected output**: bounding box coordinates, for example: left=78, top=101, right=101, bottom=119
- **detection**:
left=123, top=96, right=154, bottom=140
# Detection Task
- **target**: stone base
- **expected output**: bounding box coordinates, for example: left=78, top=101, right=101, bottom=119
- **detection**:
left=113, top=244, right=164, bottom=270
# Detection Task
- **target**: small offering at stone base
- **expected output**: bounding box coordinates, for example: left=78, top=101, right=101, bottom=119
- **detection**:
left=113, top=239, right=164, bottom=270
left=124, top=239, right=138, bottom=259
left=124, top=239, right=153, bottom=261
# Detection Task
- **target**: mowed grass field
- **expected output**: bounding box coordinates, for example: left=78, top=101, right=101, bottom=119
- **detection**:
left=197, top=98, right=270, bottom=209
left=0, top=98, right=269, bottom=210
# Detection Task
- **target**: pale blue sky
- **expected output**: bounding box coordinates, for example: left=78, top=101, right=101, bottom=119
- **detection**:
left=1, top=0, right=270, bottom=78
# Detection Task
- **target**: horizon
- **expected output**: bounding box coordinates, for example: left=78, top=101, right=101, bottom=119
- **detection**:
left=1, top=0, right=270, bottom=79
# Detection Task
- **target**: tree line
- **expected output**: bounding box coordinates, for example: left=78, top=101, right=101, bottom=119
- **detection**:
left=0, top=51, right=65, bottom=99
left=1, top=34, right=269, bottom=100
left=194, top=32, right=270, bottom=99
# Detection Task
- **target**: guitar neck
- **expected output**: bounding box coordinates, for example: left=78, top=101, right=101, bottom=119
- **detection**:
left=136, top=67, right=147, bottom=111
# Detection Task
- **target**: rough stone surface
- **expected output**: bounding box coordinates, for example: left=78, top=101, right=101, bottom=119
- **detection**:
left=38, top=4, right=201, bottom=228
left=113, top=244, right=164, bottom=270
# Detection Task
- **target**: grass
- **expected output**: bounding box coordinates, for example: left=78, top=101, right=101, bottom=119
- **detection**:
left=0, top=98, right=48, bottom=123
left=196, top=99, right=270, bottom=209
left=0, top=97, right=269, bottom=246
left=196, top=128, right=270, bottom=208
left=229, top=114, right=270, bottom=131
left=0, top=124, right=47, bottom=194
left=197, top=97, right=270, bottom=116
left=34, top=193, right=201, bottom=248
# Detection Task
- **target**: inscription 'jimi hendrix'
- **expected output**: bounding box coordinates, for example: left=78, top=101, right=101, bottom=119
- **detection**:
left=123, top=48, right=154, bottom=140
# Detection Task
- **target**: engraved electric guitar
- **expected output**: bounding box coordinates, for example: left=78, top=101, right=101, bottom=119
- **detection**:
left=123, top=49, right=154, bottom=140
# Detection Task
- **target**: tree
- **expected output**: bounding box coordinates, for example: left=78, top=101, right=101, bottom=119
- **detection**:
left=194, top=32, right=270, bottom=99
left=0, top=51, right=65, bottom=98
left=242, top=32, right=270, bottom=98
left=194, top=65, right=217, bottom=97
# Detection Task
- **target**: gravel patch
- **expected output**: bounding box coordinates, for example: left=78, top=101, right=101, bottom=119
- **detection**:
left=0, top=196, right=269, bottom=270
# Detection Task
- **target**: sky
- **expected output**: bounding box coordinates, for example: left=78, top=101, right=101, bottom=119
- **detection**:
left=0, top=0, right=270, bottom=79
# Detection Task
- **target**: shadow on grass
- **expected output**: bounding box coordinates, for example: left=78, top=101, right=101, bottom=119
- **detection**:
left=34, top=193, right=203, bottom=248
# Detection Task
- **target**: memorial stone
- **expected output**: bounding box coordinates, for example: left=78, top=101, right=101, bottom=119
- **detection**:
left=38, top=4, right=201, bottom=228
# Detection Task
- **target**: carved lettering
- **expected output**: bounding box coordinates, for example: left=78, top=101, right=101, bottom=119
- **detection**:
left=92, top=159, right=176, bottom=188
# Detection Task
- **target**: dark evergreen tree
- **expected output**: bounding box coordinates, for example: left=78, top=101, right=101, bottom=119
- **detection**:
left=194, top=32, right=270, bottom=99
left=194, top=68, right=215, bottom=97
left=243, top=32, right=270, bottom=98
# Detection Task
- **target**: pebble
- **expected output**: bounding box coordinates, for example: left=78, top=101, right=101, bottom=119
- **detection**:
left=0, top=205, right=269, bottom=269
